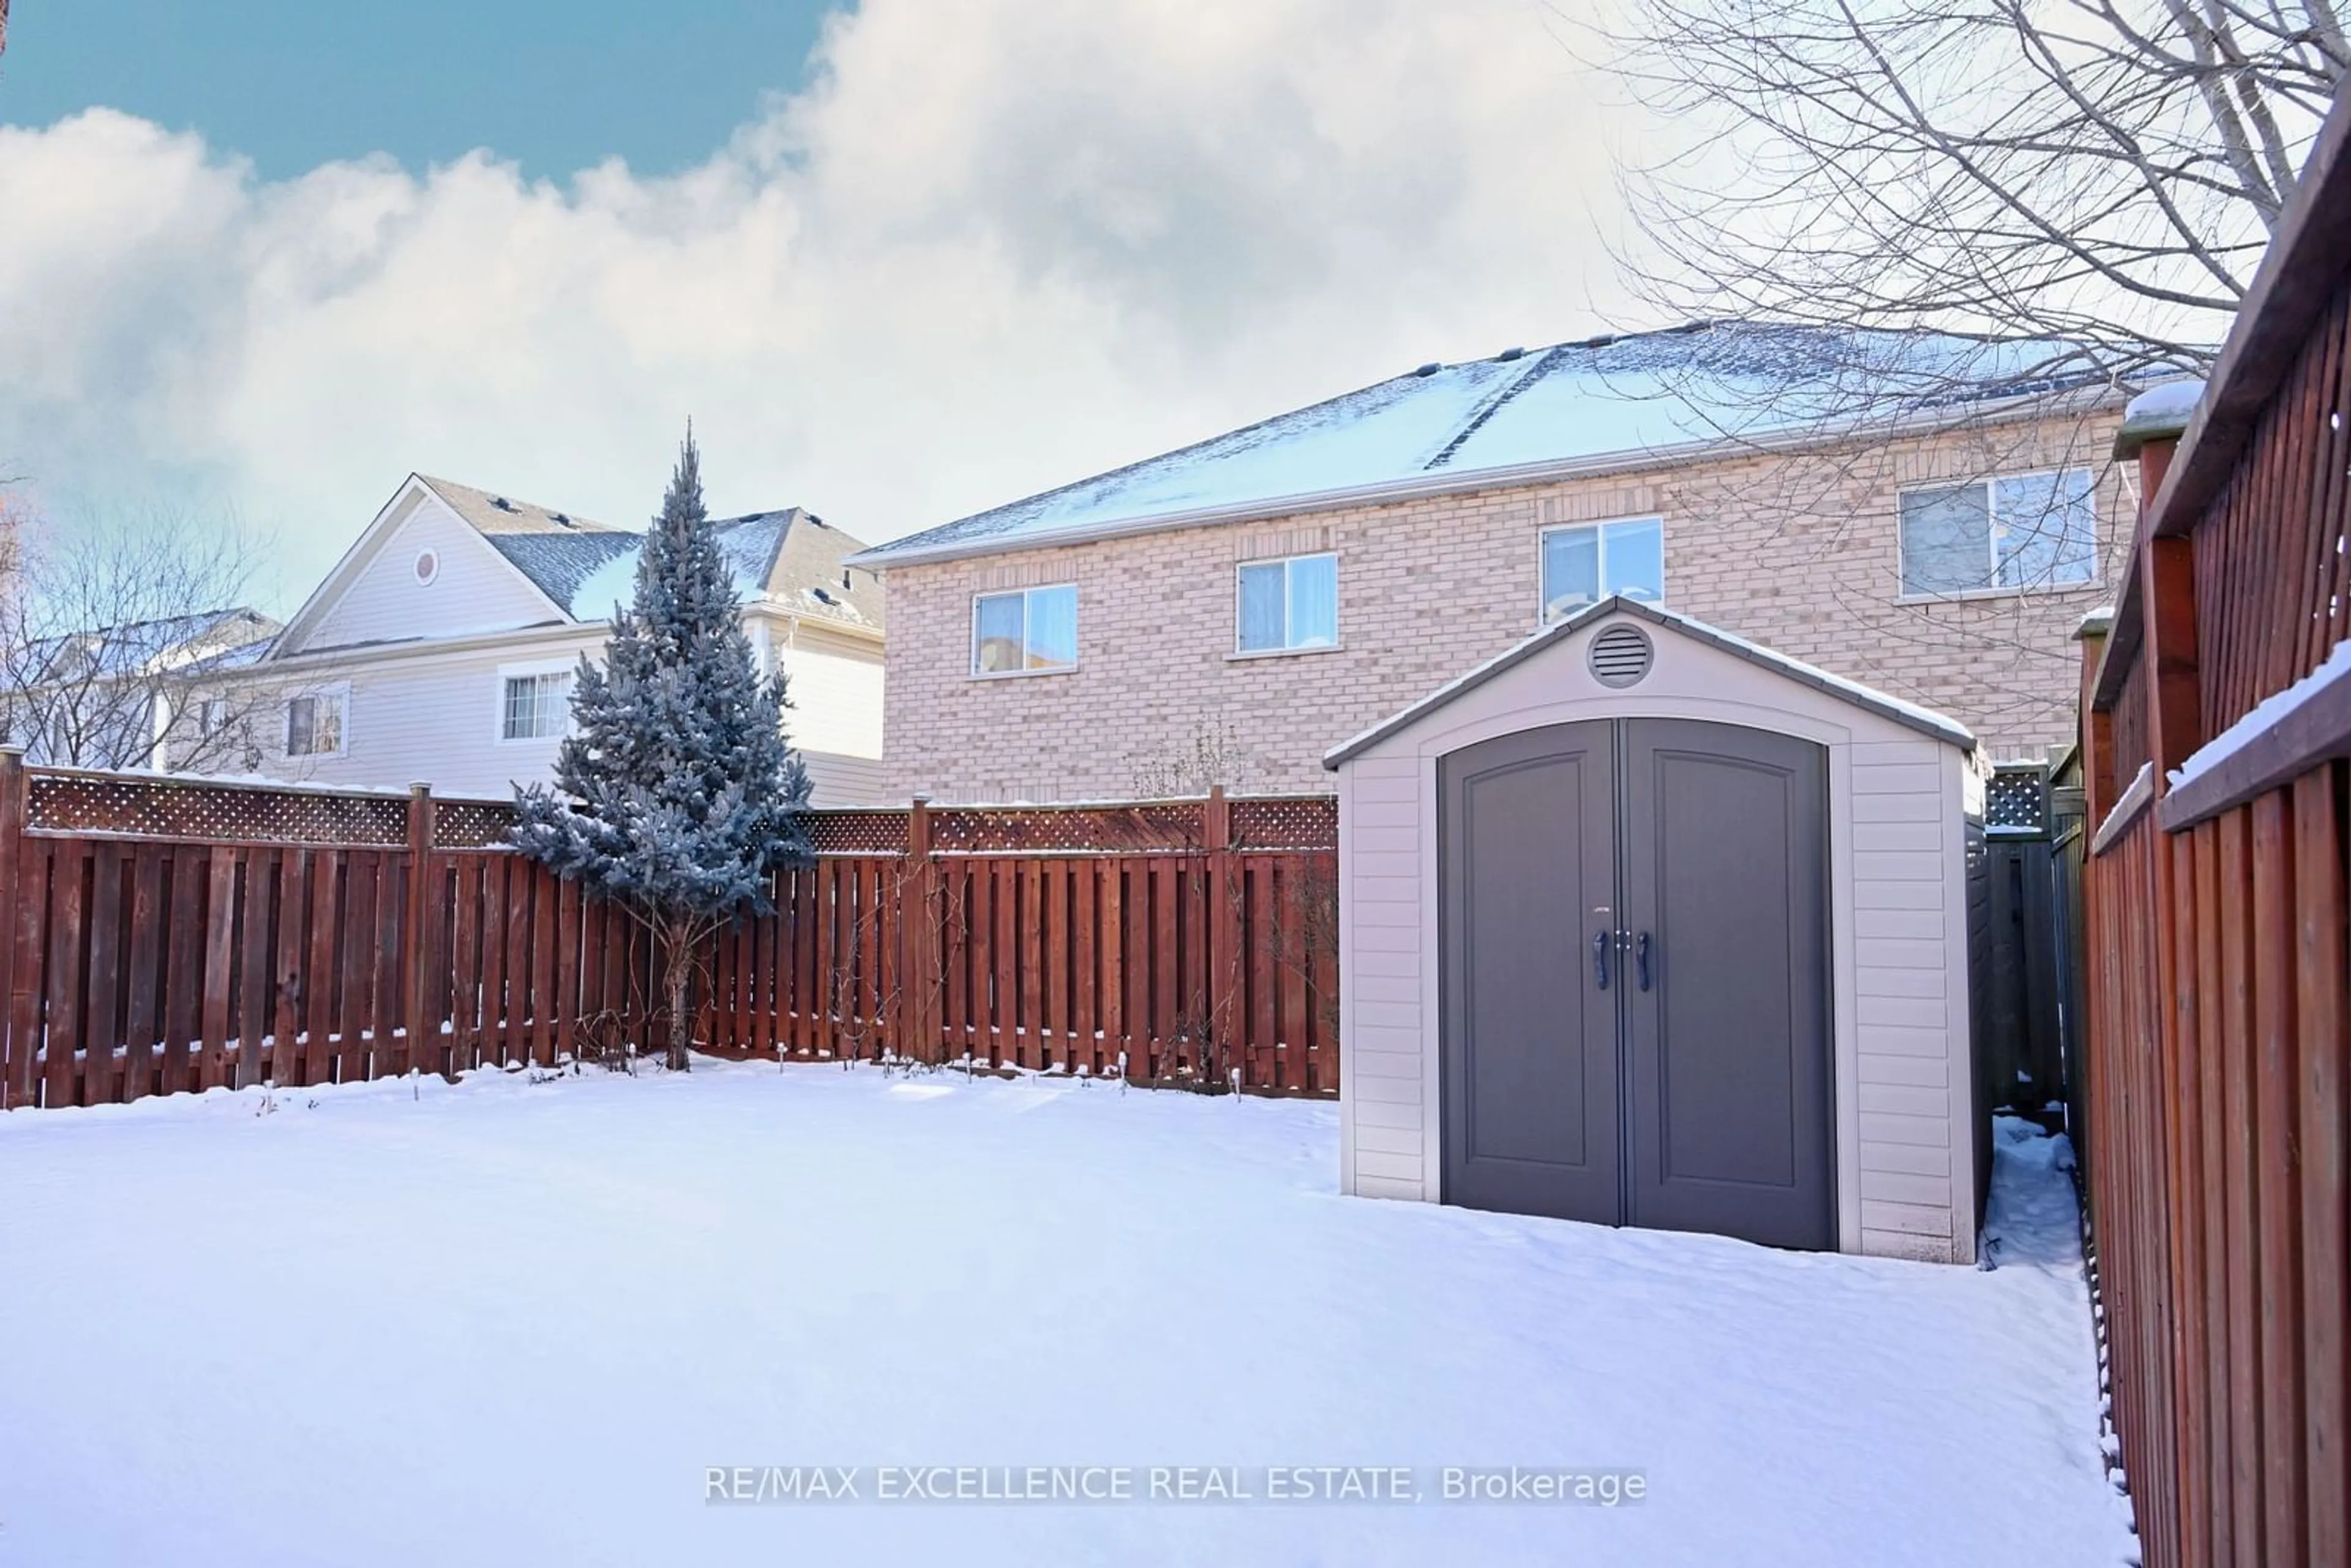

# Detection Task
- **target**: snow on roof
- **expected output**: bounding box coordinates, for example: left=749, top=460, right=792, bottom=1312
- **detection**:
left=20, top=607, right=282, bottom=681
left=563, top=510, right=885, bottom=630
left=484, top=531, right=642, bottom=614
left=1323, top=596, right=1974, bottom=768
left=399, top=475, right=881, bottom=631
left=858, top=321, right=2134, bottom=567
left=418, top=476, right=624, bottom=538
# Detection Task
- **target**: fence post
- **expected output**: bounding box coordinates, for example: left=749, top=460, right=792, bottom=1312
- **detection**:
left=2076, top=613, right=2114, bottom=825
left=1205, top=784, right=1241, bottom=1086
left=0, top=749, right=23, bottom=1110
left=2142, top=536, right=2202, bottom=779
left=403, top=783, right=439, bottom=1079
left=901, top=797, right=940, bottom=1063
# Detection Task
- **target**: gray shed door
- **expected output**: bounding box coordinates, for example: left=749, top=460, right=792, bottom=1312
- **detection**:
left=1439, top=723, right=1621, bottom=1226
left=1439, top=718, right=1834, bottom=1251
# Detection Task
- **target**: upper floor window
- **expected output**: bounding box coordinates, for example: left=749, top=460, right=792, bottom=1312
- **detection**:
left=1899, top=468, right=2097, bottom=596
left=198, top=698, right=232, bottom=738
left=1236, top=553, right=1338, bottom=653
left=972, top=585, right=1078, bottom=675
left=1540, top=518, right=1664, bottom=623
left=501, top=672, right=572, bottom=741
left=285, top=691, right=347, bottom=757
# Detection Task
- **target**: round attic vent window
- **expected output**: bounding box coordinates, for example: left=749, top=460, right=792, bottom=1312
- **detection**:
left=1588, top=622, right=1653, bottom=688
left=414, top=549, right=439, bottom=585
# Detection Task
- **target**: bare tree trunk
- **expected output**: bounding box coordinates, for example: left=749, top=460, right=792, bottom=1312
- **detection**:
left=659, top=915, right=697, bottom=1073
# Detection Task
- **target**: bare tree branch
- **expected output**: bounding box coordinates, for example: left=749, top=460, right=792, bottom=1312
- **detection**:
left=0, top=503, right=282, bottom=771
left=1591, top=0, right=2341, bottom=378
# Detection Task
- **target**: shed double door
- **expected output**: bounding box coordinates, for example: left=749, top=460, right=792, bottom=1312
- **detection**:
left=1439, top=718, right=1834, bottom=1251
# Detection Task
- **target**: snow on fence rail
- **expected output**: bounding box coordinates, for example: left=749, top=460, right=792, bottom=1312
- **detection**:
left=2076, top=88, right=2351, bottom=1568
left=0, top=763, right=1338, bottom=1111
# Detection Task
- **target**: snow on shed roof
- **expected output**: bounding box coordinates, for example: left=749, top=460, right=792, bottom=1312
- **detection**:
left=1322, top=596, right=1975, bottom=768
left=855, top=321, right=2134, bottom=568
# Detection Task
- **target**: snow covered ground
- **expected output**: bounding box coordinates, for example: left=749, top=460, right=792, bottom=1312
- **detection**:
left=0, top=1063, right=2135, bottom=1567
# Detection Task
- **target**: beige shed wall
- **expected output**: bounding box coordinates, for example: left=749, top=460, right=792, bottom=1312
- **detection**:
left=1333, top=610, right=1982, bottom=1264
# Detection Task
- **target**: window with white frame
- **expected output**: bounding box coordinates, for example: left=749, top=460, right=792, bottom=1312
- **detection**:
left=972, top=585, right=1078, bottom=675
left=1236, top=552, right=1338, bottom=653
left=500, top=671, right=573, bottom=741
left=198, top=698, right=231, bottom=737
left=1899, top=468, right=2098, bottom=596
left=285, top=691, right=346, bottom=757
left=1540, top=517, right=1665, bottom=623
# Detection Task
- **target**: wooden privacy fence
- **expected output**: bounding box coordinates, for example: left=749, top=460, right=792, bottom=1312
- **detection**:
left=700, top=792, right=1338, bottom=1092
left=0, top=764, right=1338, bottom=1112
left=2077, top=90, right=2351, bottom=1568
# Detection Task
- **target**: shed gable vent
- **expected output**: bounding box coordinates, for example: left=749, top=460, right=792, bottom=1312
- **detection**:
left=1588, top=623, right=1654, bottom=688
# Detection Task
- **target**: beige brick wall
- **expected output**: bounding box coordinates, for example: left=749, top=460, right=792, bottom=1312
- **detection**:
left=882, top=413, right=2122, bottom=802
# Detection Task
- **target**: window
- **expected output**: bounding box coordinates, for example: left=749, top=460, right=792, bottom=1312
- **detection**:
left=198, top=699, right=231, bottom=738
left=1540, top=518, right=1665, bottom=623
left=285, top=691, right=345, bottom=757
left=1236, top=553, right=1338, bottom=653
left=1899, top=468, right=2098, bottom=596
left=500, top=672, right=572, bottom=740
left=972, top=585, right=1078, bottom=675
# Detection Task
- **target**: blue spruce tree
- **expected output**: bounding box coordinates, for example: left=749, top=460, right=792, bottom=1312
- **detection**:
left=510, top=428, right=812, bottom=1070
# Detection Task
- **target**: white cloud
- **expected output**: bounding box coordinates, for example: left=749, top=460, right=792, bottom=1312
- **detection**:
left=0, top=0, right=1636, bottom=609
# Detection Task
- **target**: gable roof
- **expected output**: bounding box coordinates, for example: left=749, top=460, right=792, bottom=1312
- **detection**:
left=561, top=509, right=885, bottom=630
left=852, top=321, right=2143, bottom=569
left=273, top=475, right=885, bottom=660
left=415, top=475, right=628, bottom=539
left=17, top=607, right=281, bottom=684
left=1322, top=596, right=1975, bottom=768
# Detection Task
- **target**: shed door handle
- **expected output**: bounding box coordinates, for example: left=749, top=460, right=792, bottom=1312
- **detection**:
left=1635, top=931, right=1652, bottom=992
left=1591, top=929, right=1611, bottom=991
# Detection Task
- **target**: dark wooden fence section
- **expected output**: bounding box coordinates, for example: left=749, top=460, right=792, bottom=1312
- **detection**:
left=699, top=792, right=1337, bottom=1091
left=2077, top=89, right=2351, bottom=1568
left=0, top=765, right=1338, bottom=1111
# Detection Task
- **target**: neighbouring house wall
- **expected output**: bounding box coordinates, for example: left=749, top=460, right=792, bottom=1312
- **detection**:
left=882, top=413, right=2123, bottom=802
left=769, top=627, right=887, bottom=765
left=1333, top=613, right=1981, bottom=1262
left=185, top=621, right=890, bottom=806
left=300, top=492, right=561, bottom=651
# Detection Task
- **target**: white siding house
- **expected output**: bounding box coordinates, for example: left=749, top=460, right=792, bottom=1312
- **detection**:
left=195, top=475, right=890, bottom=805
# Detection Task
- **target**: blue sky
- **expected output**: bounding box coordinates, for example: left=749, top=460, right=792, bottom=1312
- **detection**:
left=0, top=0, right=842, bottom=178
left=0, top=1, right=1627, bottom=612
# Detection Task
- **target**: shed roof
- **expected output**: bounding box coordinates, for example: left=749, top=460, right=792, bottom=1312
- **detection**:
left=1322, top=598, right=1976, bottom=768
left=855, top=321, right=2138, bottom=569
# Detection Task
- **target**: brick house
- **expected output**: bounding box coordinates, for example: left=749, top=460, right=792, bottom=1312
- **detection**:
left=852, top=323, right=2154, bottom=802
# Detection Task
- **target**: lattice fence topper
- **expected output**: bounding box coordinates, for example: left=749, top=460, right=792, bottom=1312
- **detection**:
left=433, top=797, right=519, bottom=850
left=19, top=765, right=1340, bottom=859
left=1228, top=795, right=1338, bottom=853
left=804, top=810, right=912, bottom=857
left=926, top=800, right=1206, bottom=856
left=25, top=770, right=412, bottom=846
left=1985, top=768, right=2049, bottom=835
